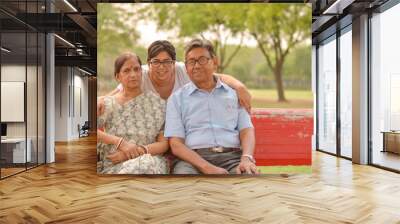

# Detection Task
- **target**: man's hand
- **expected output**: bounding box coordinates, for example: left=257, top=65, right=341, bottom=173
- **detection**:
left=201, top=163, right=229, bottom=174
left=236, top=86, right=252, bottom=114
left=236, top=157, right=259, bottom=174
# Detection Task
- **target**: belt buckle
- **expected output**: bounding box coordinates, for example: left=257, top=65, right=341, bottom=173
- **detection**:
left=211, top=147, right=223, bottom=153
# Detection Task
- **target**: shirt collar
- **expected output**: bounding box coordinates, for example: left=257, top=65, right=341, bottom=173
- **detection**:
left=187, top=75, right=228, bottom=95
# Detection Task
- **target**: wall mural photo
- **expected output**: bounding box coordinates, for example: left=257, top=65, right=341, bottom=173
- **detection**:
left=97, top=3, right=313, bottom=175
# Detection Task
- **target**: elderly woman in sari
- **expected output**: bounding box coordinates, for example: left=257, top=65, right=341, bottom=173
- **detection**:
left=97, top=53, right=168, bottom=174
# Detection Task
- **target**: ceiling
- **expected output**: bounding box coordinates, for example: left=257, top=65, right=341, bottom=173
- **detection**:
left=311, top=0, right=390, bottom=43
left=1, top=0, right=395, bottom=74
left=0, top=0, right=98, bottom=74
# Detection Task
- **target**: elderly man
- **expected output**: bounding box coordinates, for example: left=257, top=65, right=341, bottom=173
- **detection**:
left=165, top=38, right=258, bottom=175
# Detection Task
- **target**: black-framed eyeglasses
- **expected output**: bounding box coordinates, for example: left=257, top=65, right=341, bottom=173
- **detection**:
left=149, top=60, right=174, bottom=67
left=185, top=56, right=211, bottom=67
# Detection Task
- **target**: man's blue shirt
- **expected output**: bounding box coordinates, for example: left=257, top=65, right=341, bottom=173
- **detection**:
left=164, top=76, right=253, bottom=149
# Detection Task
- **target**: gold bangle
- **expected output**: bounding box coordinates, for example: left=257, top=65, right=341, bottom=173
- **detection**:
left=115, top=137, right=124, bottom=151
left=138, top=144, right=149, bottom=154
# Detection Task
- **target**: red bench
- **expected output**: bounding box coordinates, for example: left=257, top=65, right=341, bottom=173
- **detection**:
left=99, top=108, right=313, bottom=167
left=251, top=109, right=313, bottom=166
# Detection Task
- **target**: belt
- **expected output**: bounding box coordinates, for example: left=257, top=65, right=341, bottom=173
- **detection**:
left=193, top=147, right=241, bottom=153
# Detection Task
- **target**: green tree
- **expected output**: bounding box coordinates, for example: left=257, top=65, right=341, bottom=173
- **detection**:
left=284, top=44, right=311, bottom=82
left=247, top=4, right=311, bottom=101
left=97, top=4, right=139, bottom=95
left=97, top=3, right=138, bottom=57
left=144, top=3, right=248, bottom=73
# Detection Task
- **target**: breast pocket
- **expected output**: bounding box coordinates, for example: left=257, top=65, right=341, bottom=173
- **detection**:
left=214, top=96, right=238, bottom=129
left=224, top=98, right=237, bottom=113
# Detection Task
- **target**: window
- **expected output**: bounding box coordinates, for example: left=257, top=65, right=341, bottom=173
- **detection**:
left=0, top=2, right=46, bottom=179
left=371, top=3, right=400, bottom=171
left=339, top=27, right=352, bottom=158
left=317, top=35, right=337, bottom=154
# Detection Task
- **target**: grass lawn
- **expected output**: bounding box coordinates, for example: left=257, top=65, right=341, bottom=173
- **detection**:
left=249, top=89, right=313, bottom=109
left=99, top=87, right=313, bottom=109
left=257, top=166, right=312, bottom=174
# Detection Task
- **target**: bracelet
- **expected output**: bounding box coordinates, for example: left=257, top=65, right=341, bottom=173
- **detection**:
left=138, top=144, right=149, bottom=154
left=241, top=154, right=256, bottom=163
left=115, top=137, right=124, bottom=151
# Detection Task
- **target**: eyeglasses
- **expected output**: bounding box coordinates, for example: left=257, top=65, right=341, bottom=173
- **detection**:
left=185, top=56, right=211, bottom=67
left=149, top=60, right=174, bottom=67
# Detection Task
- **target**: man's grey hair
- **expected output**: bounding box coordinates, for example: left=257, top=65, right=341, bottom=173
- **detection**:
left=184, top=38, right=216, bottom=58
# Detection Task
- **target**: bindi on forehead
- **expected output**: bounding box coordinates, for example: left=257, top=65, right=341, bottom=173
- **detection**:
left=122, top=64, right=140, bottom=72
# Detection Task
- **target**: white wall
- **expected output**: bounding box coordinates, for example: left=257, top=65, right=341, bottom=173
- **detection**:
left=54, top=67, right=89, bottom=141
left=1, top=65, right=28, bottom=138
left=55, top=67, right=69, bottom=141
left=1, top=64, right=46, bottom=164
left=72, top=73, right=89, bottom=138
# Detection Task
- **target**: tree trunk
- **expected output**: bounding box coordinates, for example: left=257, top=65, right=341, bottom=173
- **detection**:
left=273, top=61, right=287, bottom=102
left=216, top=46, right=224, bottom=73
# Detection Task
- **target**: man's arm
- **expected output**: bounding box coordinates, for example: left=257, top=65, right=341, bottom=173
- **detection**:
left=239, top=127, right=256, bottom=157
left=236, top=127, right=258, bottom=174
left=235, top=104, right=258, bottom=174
left=169, top=137, right=228, bottom=174
left=217, top=74, right=252, bottom=113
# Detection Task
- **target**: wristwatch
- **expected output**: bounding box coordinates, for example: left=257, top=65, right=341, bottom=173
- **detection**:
left=241, top=154, right=256, bottom=163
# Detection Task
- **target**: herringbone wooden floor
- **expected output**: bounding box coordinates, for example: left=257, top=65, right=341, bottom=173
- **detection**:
left=1, top=135, right=400, bottom=224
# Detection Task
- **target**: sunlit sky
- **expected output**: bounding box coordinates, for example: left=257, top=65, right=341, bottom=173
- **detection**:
left=118, top=3, right=259, bottom=48
left=135, top=19, right=259, bottom=48
left=116, top=3, right=310, bottom=48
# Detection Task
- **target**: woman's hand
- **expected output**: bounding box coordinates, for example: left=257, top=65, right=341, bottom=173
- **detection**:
left=107, top=151, right=127, bottom=164
left=106, top=141, right=146, bottom=164
left=119, top=140, right=144, bottom=159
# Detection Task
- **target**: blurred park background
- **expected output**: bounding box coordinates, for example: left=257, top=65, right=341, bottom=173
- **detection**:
left=98, top=3, right=312, bottom=108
